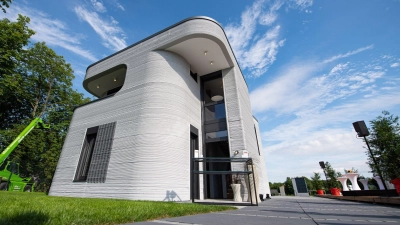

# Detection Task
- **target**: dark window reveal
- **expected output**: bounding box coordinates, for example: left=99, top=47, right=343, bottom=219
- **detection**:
left=190, top=71, right=198, bottom=83
left=254, top=125, right=261, bottom=156
left=74, top=127, right=98, bottom=181
left=106, top=86, right=122, bottom=96
left=74, top=122, right=116, bottom=182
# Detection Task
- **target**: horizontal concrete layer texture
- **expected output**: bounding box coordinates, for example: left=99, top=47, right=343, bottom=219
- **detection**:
left=49, top=17, right=270, bottom=201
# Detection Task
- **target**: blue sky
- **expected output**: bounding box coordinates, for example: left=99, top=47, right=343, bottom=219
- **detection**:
left=2, top=0, right=400, bottom=183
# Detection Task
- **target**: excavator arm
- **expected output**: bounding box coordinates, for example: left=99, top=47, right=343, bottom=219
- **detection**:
left=0, top=118, right=50, bottom=166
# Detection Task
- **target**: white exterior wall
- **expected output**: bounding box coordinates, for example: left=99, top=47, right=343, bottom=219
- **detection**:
left=50, top=17, right=269, bottom=201
left=222, top=66, right=270, bottom=199
left=50, top=51, right=201, bottom=200
left=254, top=118, right=271, bottom=195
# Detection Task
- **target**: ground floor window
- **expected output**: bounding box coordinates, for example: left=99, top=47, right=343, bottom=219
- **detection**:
left=74, top=122, right=116, bottom=182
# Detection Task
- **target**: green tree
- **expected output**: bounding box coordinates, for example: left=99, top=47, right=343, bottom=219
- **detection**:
left=0, top=16, right=90, bottom=191
left=0, top=15, right=35, bottom=129
left=284, top=177, right=294, bottom=195
left=269, top=182, right=284, bottom=191
left=311, top=172, right=323, bottom=190
left=1, top=0, right=12, bottom=13
left=2, top=90, right=89, bottom=192
left=367, top=111, right=400, bottom=181
left=323, top=162, right=341, bottom=189
left=21, top=42, right=76, bottom=118
left=302, top=176, right=313, bottom=191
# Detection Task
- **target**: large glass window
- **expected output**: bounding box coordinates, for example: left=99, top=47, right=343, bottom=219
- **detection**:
left=202, top=73, right=228, bottom=143
left=205, top=130, right=228, bottom=139
left=205, top=103, right=226, bottom=121
left=203, top=77, right=224, bottom=105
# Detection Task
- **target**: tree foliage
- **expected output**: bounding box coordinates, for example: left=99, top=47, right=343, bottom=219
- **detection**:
left=323, top=162, right=341, bottom=189
left=0, top=15, right=35, bottom=129
left=0, top=15, right=34, bottom=77
left=0, top=14, right=90, bottom=192
left=1, top=0, right=12, bottom=13
left=310, top=172, right=323, bottom=190
left=269, top=182, right=284, bottom=190
left=366, top=111, right=400, bottom=180
left=284, top=177, right=294, bottom=195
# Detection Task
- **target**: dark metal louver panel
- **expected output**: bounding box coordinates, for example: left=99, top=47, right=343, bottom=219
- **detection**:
left=87, top=122, right=116, bottom=183
left=295, top=177, right=308, bottom=193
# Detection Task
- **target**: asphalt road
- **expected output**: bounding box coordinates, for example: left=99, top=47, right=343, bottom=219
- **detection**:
left=129, top=196, right=400, bottom=225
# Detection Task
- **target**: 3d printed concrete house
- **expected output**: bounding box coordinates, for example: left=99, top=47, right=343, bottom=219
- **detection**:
left=49, top=16, right=270, bottom=202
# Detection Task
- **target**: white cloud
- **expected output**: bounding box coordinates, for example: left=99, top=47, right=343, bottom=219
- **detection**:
left=259, top=12, right=278, bottom=26
left=74, top=70, right=86, bottom=78
left=240, top=25, right=284, bottom=77
left=0, top=4, right=97, bottom=62
left=74, top=6, right=127, bottom=51
left=250, top=61, right=320, bottom=114
left=382, top=55, right=392, bottom=59
left=287, top=0, right=313, bottom=10
left=91, top=0, right=106, bottom=13
left=390, top=62, right=400, bottom=68
left=110, top=16, right=119, bottom=25
left=110, top=0, right=125, bottom=11
left=263, top=90, right=400, bottom=182
left=254, top=48, right=399, bottom=181
left=349, top=71, right=384, bottom=84
left=329, top=62, right=349, bottom=74
left=225, top=0, right=315, bottom=77
left=225, top=0, right=264, bottom=58
left=116, top=3, right=125, bottom=11
left=323, top=45, right=374, bottom=63
left=250, top=45, right=387, bottom=117
left=385, top=81, right=396, bottom=85
left=225, top=0, right=289, bottom=77
left=261, top=92, right=400, bottom=155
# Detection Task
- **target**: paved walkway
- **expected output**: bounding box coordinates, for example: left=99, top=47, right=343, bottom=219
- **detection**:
left=129, top=196, right=400, bottom=225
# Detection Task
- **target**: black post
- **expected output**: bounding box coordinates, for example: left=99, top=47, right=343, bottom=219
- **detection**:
left=319, top=161, right=329, bottom=190
left=322, top=170, right=329, bottom=189
left=363, top=136, right=390, bottom=197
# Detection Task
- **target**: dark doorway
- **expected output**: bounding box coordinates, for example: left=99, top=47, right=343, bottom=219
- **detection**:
left=205, top=140, right=231, bottom=199
left=190, top=132, right=199, bottom=199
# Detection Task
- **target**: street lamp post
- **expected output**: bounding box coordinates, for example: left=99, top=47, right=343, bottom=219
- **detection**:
left=352, top=120, right=390, bottom=197
left=319, top=161, right=329, bottom=189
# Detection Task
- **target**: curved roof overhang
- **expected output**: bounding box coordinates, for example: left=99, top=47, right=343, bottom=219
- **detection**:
left=84, top=16, right=245, bottom=97
left=161, top=34, right=234, bottom=76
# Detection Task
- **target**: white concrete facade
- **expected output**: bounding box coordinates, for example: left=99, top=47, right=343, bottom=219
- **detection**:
left=49, top=17, right=270, bottom=201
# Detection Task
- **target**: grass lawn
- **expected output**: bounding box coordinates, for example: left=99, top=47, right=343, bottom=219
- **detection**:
left=0, top=192, right=235, bottom=225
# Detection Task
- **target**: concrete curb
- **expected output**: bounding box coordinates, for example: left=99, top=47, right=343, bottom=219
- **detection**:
left=316, top=194, right=400, bottom=205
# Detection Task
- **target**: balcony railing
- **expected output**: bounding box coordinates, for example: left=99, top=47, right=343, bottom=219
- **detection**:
left=191, top=157, right=258, bottom=206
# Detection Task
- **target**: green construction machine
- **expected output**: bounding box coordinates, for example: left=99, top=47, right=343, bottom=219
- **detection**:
left=0, top=118, right=50, bottom=192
